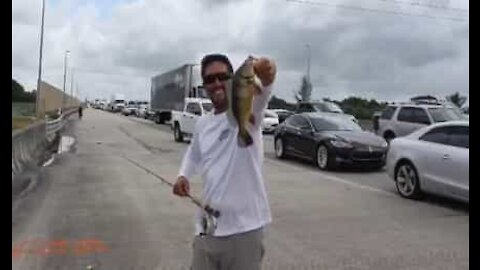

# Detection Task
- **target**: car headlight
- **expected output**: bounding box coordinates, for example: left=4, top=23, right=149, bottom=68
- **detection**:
left=330, top=140, right=353, bottom=148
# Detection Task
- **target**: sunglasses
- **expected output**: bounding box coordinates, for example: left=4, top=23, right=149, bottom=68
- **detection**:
left=203, top=72, right=232, bottom=84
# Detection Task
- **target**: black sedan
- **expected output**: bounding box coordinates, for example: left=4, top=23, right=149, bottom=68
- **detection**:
left=273, top=113, right=388, bottom=170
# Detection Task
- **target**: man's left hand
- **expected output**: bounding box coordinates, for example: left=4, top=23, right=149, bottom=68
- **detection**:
left=254, top=57, right=276, bottom=87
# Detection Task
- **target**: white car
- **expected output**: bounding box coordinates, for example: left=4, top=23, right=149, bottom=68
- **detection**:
left=262, top=110, right=279, bottom=133
left=137, top=104, right=150, bottom=119
left=386, top=121, right=469, bottom=203
left=122, top=102, right=138, bottom=116
left=134, top=101, right=150, bottom=118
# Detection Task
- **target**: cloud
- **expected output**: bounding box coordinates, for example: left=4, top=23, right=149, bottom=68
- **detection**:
left=12, top=0, right=468, bottom=103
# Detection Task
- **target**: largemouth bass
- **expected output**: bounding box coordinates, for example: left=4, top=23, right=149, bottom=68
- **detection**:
left=226, top=56, right=262, bottom=147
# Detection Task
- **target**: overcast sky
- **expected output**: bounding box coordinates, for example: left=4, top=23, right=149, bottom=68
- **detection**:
left=12, top=0, right=469, bottom=104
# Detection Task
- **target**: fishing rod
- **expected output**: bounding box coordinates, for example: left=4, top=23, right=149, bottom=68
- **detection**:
left=122, top=155, right=220, bottom=218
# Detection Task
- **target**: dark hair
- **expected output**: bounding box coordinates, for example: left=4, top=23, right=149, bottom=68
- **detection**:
left=200, top=54, right=234, bottom=79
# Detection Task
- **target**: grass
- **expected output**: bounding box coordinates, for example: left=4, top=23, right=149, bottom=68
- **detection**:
left=12, top=102, right=35, bottom=117
left=12, top=116, right=39, bottom=131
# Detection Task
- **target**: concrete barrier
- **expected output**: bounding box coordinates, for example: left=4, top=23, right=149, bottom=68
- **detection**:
left=12, top=108, right=78, bottom=179
left=12, top=121, right=48, bottom=179
left=37, top=81, right=80, bottom=117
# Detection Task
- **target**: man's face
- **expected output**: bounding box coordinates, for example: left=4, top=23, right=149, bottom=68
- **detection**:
left=202, top=61, right=231, bottom=111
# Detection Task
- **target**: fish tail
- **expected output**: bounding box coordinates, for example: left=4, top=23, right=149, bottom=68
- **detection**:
left=238, top=129, right=253, bottom=147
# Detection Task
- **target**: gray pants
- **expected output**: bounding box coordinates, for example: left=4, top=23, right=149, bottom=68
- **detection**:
left=191, top=227, right=265, bottom=270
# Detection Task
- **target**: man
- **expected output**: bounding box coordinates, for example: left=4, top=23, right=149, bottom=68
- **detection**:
left=173, top=54, right=276, bottom=270
left=78, top=105, right=83, bottom=119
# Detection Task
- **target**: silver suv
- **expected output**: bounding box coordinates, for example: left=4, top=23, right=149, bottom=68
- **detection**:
left=374, top=102, right=466, bottom=142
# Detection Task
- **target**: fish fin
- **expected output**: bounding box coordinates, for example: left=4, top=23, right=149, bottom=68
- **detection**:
left=249, top=115, right=255, bottom=125
left=238, top=130, right=254, bottom=147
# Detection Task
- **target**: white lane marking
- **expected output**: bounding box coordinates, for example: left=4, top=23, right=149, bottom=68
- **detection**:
left=266, top=157, right=394, bottom=197
left=309, top=171, right=394, bottom=196
left=42, top=155, right=55, bottom=167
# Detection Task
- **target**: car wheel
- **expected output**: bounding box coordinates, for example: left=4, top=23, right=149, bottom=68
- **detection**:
left=174, top=124, right=184, bottom=142
left=274, top=137, right=286, bottom=159
left=316, top=144, right=335, bottom=170
left=395, top=162, right=422, bottom=199
left=154, top=114, right=161, bottom=124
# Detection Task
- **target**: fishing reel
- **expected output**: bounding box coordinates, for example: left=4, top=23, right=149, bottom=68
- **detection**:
left=201, top=214, right=217, bottom=236
left=201, top=205, right=220, bottom=236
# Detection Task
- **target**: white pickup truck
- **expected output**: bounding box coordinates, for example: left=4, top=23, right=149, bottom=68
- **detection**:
left=171, top=98, right=213, bottom=142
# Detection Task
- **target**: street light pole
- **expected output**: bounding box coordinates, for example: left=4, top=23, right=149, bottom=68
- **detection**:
left=35, top=0, right=46, bottom=117
left=70, top=68, right=74, bottom=107
left=62, top=50, right=70, bottom=113
left=306, top=44, right=311, bottom=83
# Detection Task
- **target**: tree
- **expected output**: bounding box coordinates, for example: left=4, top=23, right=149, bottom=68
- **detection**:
left=294, top=76, right=312, bottom=102
left=446, top=92, right=467, bottom=108
left=338, top=96, right=386, bottom=120
left=268, top=95, right=288, bottom=109
left=12, top=79, right=25, bottom=100
left=268, top=95, right=296, bottom=111
left=12, top=79, right=36, bottom=102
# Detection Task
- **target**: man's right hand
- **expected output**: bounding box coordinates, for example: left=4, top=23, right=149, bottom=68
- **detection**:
left=173, top=176, right=190, bottom=197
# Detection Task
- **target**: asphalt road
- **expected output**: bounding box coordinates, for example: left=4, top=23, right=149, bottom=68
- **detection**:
left=12, top=109, right=469, bottom=270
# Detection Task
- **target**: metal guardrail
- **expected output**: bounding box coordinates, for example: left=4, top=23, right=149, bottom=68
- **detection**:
left=44, top=108, right=78, bottom=142
left=46, top=116, right=65, bottom=142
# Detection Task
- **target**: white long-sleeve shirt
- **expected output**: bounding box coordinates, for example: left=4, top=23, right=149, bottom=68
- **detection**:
left=178, top=85, right=273, bottom=236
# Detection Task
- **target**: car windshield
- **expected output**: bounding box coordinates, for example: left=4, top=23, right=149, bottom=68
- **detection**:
left=312, top=103, right=342, bottom=113
left=428, top=107, right=465, bottom=122
left=325, top=102, right=343, bottom=113
left=202, top=103, right=213, bottom=112
left=312, top=103, right=329, bottom=112
left=310, top=117, right=362, bottom=131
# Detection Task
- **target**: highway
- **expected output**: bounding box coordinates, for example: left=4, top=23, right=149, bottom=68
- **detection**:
left=12, top=109, right=469, bottom=270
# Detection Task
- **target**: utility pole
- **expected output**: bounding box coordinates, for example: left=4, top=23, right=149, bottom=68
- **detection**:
left=62, top=50, right=70, bottom=113
left=35, top=0, right=46, bottom=117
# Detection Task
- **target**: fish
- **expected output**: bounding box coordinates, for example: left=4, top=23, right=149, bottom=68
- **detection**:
left=226, top=56, right=262, bottom=147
